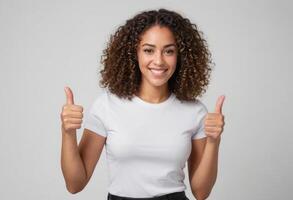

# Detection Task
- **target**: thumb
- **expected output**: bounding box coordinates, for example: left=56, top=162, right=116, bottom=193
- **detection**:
left=64, top=86, right=74, bottom=105
left=215, top=95, right=225, bottom=113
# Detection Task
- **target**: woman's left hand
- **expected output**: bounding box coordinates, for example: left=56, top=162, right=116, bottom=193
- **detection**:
left=204, top=95, right=225, bottom=142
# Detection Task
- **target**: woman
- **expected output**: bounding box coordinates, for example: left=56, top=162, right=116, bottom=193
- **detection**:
left=60, top=8, right=225, bottom=200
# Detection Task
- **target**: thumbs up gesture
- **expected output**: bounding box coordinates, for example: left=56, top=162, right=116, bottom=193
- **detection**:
left=60, top=86, right=84, bottom=133
left=204, top=95, right=225, bottom=142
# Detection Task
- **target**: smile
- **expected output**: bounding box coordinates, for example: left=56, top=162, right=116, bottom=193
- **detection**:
left=148, top=68, right=168, bottom=77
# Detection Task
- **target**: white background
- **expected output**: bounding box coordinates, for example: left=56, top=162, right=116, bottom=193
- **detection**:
left=0, top=0, right=292, bottom=199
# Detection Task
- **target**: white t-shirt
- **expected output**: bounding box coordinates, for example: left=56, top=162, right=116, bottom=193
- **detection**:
left=83, top=88, right=207, bottom=198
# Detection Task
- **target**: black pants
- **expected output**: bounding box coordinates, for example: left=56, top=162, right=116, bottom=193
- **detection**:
left=107, top=191, right=189, bottom=200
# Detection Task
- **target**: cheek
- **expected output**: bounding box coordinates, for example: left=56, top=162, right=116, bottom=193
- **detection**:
left=168, top=57, right=177, bottom=69
left=137, top=58, right=150, bottom=74
left=137, top=54, right=149, bottom=67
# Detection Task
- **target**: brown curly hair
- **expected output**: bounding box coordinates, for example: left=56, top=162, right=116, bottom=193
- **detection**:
left=99, top=8, right=213, bottom=101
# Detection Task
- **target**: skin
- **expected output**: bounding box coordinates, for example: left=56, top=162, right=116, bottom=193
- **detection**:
left=135, top=25, right=178, bottom=103
left=61, top=87, right=106, bottom=193
left=188, top=96, right=225, bottom=200
left=135, top=25, right=226, bottom=199
left=60, top=25, right=226, bottom=200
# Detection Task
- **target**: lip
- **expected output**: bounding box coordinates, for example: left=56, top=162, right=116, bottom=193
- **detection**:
left=148, top=68, right=168, bottom=70
left=148, top=68, right=168, bottom=78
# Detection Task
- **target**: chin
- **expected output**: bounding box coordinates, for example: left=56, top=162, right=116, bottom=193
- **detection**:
left=148, top=78, right=169, bottom=87
left=141, top=69, right=174, bottom=88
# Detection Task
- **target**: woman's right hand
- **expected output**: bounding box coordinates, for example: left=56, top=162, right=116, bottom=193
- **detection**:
left=61, top=86, right=84, bottom=134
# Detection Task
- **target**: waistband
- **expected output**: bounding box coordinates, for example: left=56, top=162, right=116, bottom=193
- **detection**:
left=107, top=191, right=186, bottom=200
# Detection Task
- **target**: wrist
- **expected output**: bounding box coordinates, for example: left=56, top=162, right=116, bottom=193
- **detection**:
left=206, top=136, right=221, bottom=145
left=61, top=126, right=77, bottom=137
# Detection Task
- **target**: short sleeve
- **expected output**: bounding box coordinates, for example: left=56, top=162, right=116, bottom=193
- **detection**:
left=192, top=101, right=208, bottom=140
left=82, top=97, right=108, bottom=137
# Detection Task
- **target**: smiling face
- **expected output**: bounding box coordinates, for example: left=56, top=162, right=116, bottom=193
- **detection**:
left=136, top=25, right=178, bottom=92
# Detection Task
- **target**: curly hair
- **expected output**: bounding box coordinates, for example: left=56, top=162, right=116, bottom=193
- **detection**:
left=99, top=8, right=213, bottom=101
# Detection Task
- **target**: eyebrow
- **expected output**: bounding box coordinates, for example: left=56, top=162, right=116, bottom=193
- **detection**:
left=141, top=43, right=176, bottom=48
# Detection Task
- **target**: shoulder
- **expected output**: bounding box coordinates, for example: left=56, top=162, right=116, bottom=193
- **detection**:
left=177, top=97, right=208, bottom=113
left=185, top=99, right=208, bottom=119
left=194, top=100, right=208, bottom=123
left=93, top=89, right=106, bottom=101
left=90, top=88, right=125, bottom=109
left=194, top=99, right=208, bottom=113
left=89, top=88, right=109, bottom=110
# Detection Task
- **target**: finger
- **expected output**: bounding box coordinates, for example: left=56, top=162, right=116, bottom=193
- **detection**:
left=64, top=118, right=83, bottom=124
left=69, top=105, right=83, bottom=112
left=205, top=126, right=222, bottom=132
left=62, top=104, right=83, bottom=112
left=215, top=95, right=225, bottom=114
left=64, top=124, right=81, bottom=131
left=206, top=119, right=224, bottom=125
left=205, top=132, right=218, bottom=139
left=64, top=86, right=74, bottom=105
left=205, top=121, right=224, bottom=127
left=205, top=113, right=224, bottom=120
left=62, top=111, right=83, bottom=119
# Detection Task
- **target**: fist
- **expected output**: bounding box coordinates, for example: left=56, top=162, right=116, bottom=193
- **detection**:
left=204, top=95, right=225, bottom=141
left=60, top=86, right=84, bottom=133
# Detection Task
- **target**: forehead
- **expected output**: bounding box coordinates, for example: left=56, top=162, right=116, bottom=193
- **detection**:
left=139, top=25, right=176, bottom=46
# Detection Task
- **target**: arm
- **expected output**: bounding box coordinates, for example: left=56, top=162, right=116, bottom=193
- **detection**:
left=188, top=95, right=225, bottom=199
left=188, top=137, right=220, bottom=200
left=61, top=128, right=106, bottom=194
left=60, top=87, right=106, bottom=194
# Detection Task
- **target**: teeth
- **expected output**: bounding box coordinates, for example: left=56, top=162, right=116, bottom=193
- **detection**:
left=151, top=69, right=165, bottom=71
left=150, top=68, right=167, bottom=76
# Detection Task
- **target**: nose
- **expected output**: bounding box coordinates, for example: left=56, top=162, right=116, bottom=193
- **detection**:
left=153, top=51, right=164, bottom=66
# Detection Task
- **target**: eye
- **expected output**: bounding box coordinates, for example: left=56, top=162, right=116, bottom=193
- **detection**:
left=143, top=49, right=154, bottom=54
left=164, top=49, right=175, bottom=55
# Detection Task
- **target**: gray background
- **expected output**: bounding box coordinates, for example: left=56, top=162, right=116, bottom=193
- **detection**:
left=0, top=0, right=292, bottom=199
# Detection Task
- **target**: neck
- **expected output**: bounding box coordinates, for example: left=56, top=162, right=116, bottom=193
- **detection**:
left=136, top=83, right=170, bottom=104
